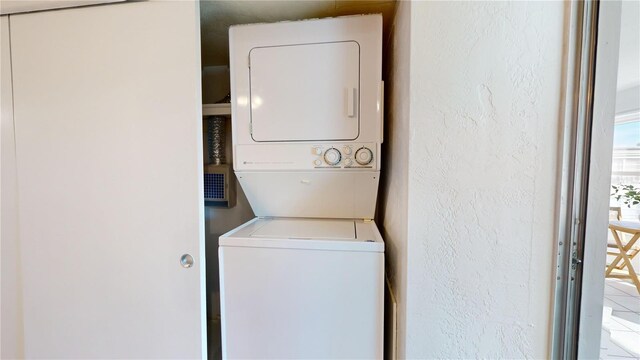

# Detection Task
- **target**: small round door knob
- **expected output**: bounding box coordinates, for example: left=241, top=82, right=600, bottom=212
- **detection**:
left=180, top=254, right=194, bottom=268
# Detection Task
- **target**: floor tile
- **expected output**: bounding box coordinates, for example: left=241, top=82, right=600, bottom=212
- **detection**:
left=611, top=314, right=640, bottom=332
left=607, top=284, right=633, bottom=296
left=602, top=332, right=613, bottom=353
left=604, top=338, right=637, bottom=358
left=610, top=330, right=640, bottom=357
left=602, top=279, right=640, bottom=359
left=608, top=295, right=640, bottom=312
left=607, top=317, right=637, bottom=332
left=608, top=280, right=640, bottom=297
left=613, top=311, right=640, bottom=325
left=606, top=297, right=635, bottom=312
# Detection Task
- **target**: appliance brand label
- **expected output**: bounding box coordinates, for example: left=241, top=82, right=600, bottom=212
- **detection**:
left=243, top=161, right=295, bottom=165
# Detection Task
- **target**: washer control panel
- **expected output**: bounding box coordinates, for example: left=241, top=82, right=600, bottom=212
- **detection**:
left=234, top=143, right=379, bottom=171
left=311, top=144, right=376, bottom=168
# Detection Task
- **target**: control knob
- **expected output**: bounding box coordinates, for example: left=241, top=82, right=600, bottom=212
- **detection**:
left=323, top=148, right=342, bottom=166
left=355, top=147, right=373, bottom=165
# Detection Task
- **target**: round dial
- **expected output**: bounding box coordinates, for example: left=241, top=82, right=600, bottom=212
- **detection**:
left=323, top=148, right=342, bottom=166
left=355, top=147, right=374, bottom=165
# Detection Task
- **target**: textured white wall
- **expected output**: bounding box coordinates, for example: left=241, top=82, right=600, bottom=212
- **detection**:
left=379, top=0, right=411, bottom=357
left=379, top=1, right=566, bottom=358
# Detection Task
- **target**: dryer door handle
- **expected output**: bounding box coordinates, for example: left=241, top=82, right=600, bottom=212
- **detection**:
left=347, top=87, right=358, bottom=118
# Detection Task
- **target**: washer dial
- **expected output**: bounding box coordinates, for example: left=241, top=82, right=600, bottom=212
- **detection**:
left=355, top=147, right=373, bottom=165
left=323, top=148, right=342, bottom=166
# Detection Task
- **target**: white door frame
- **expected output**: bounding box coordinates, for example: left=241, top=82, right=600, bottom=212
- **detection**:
left=552, top=1, right=622, bottom=358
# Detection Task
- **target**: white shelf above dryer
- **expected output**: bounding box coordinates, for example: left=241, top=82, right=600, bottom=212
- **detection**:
left=203, top=103, right=231, bottom=116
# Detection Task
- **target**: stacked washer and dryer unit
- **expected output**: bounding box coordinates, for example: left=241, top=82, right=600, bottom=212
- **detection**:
left=219, top=15, right=384, bottom=359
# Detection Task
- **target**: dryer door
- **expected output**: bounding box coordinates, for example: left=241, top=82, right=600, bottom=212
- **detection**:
left=249, top=41, right=360, bottom=142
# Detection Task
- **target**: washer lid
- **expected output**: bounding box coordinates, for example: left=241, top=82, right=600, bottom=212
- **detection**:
left=220, top=217, right=384, bottom=252
left=250, top=218, right=355, bottom=240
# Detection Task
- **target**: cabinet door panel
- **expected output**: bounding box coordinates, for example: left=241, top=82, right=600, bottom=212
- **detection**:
left=10, top=2, right=205, bottom=358
left=1, top=15, right=24, bottom=360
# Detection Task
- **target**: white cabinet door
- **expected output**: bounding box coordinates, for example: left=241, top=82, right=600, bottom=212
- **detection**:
left=1, top=15, right=24, bottom=360
left=249, top=41, right=360, bottom=142
left=9, top=2, right=205, bottom=358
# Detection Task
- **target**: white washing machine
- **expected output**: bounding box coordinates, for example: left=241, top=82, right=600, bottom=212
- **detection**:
left=219, top=218, right=384, bottom=359
left=220, top=15, right=384, bottom=359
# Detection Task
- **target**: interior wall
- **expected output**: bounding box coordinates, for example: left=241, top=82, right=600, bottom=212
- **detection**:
left=202, top=65, right=230, bottom=104
left=378, top=0, right=410, bottom=358
left=204, top=187, right=254, bottom=297
left=616, top=0, right=640, bottom=92
left=616, top=85, right=640, bottom=115
left=201, top=68, right=254, bottom=311
left=386, top=2, right=566, bottom=357
left=615, top=0, right=640, bottom=115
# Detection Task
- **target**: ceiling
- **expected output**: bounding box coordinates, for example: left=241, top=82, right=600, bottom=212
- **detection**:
left=199, top=0, right=396, bottom=67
